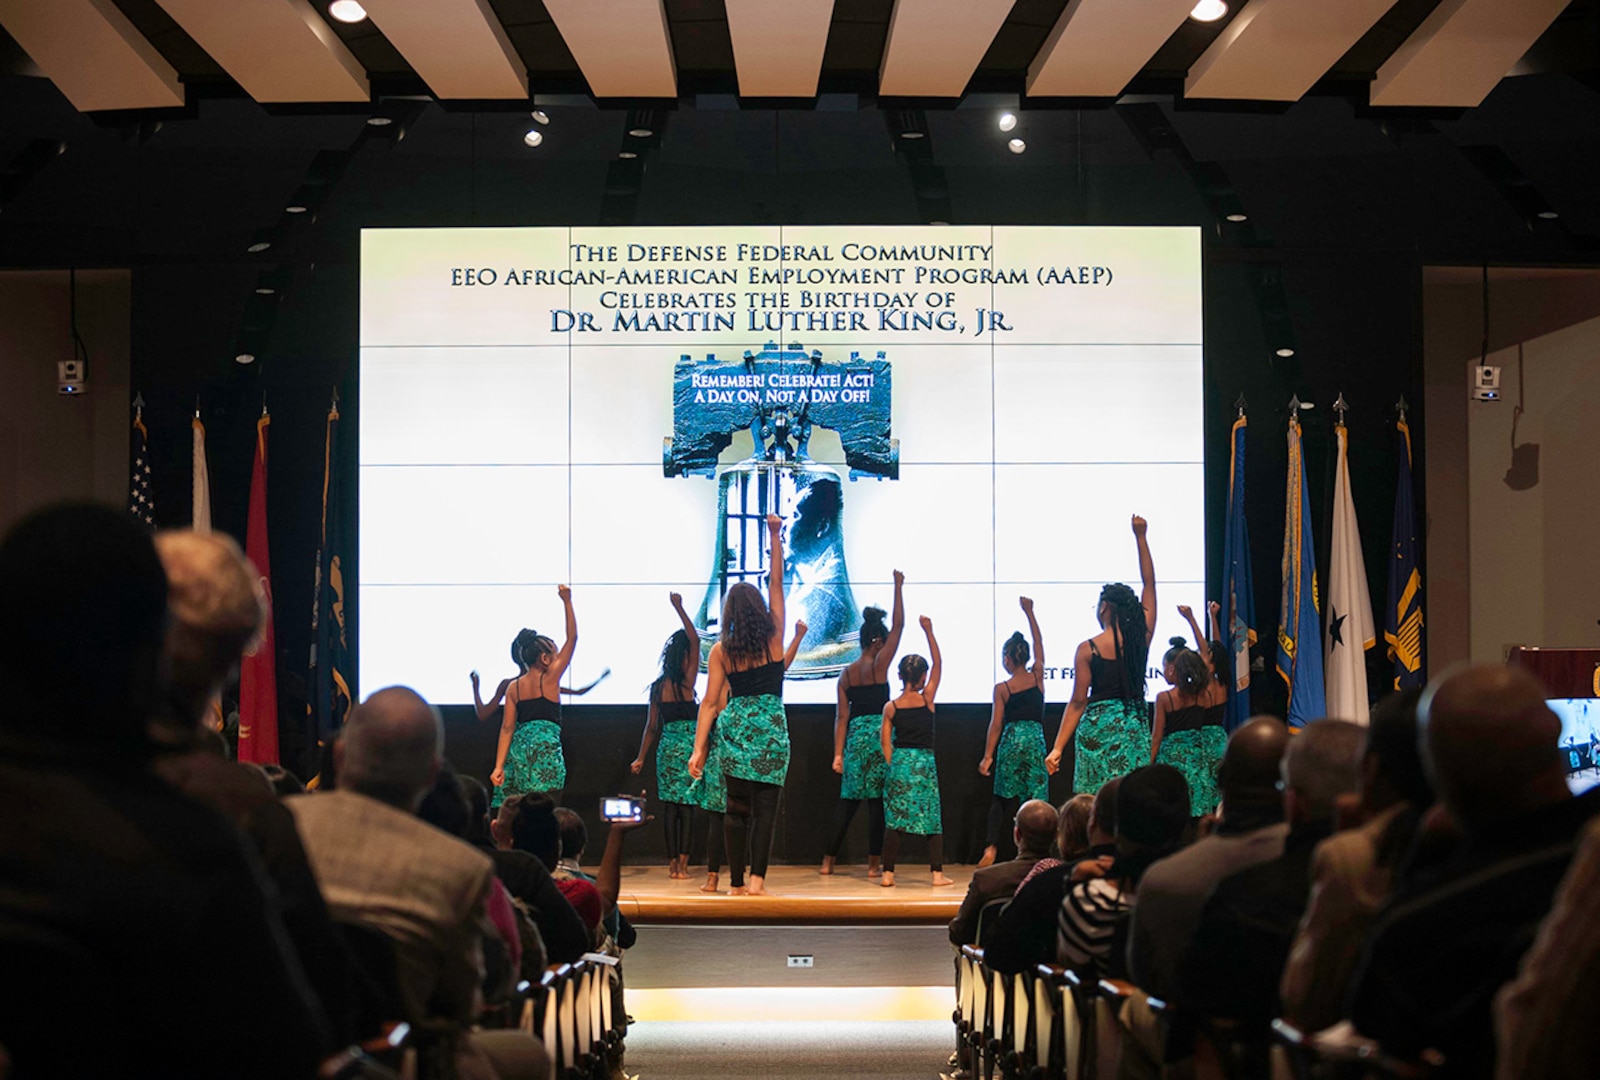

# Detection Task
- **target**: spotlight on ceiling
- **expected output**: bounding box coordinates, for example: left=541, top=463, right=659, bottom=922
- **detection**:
left=1275, top=347, right=1296, bottom=358
left=1189, top=0, right=1228, bottom=22
left=366, top=115, right=393, bottom=128
left=998, top=113, right=1017, bottom=133
left=328, top=1, right=367, bottom=24
left=523, top=129, right=544, bottom=147
left=255, top=286, right=275, bottom=295
left=1225, top=212, right=1248, bottom=222
left=1536, top=209, right=1559, bottom=220
left=627, top=127, right=653, bottom=138
left=247, top=240, right=272, bottom=253
left=235, top=352, right=257, bottom=365
left=285, top=204, right=308, bottom=214
left=900, top=130, right=925, bottom=140
left=618, top=151, right=638, bottom=160
left=1008, top=138, right=1026, bottom=154
left=531, top=110, right=550, bottom=125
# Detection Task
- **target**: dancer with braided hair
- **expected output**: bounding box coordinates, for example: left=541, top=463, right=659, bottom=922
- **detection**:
left=880, top=616, right=952, bottom=888
left=491, top=586, right=578, bottom=807
left=1046, top=515, right=1157, bottom=794
left=1151, top=621, right=1227, bottom=817
left=631, top=592, right=701, bottom=879
left=977, top=596, right=1049, bottom=868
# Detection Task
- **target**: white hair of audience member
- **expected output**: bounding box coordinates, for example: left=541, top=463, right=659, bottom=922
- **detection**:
left=1282, top=719, right=1365, bottom=822
left=337, top=686, right=444, bottom=810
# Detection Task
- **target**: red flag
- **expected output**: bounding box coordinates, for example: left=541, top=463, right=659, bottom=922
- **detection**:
left=239, top=413, right=279, bottom=764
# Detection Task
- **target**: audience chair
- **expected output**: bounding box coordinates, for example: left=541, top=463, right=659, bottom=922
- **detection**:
left=974, top=896, right=1012, bottom=949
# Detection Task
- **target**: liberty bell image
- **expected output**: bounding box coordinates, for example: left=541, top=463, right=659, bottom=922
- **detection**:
left=663, top=344, right=898, bottom=678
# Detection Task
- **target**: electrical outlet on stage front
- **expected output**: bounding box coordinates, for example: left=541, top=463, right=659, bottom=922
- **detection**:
left=786, top=955, right=814, bottom=969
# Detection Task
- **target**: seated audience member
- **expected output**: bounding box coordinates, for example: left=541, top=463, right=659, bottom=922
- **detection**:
left=1280, top=691, right=1433, bottom=1031
left=288, top=686, right=547, bottom=1080
left=460, top=778, right=547, bottom=974
left=151, top=528, right=367, bottom=1044
left=1056, top=792, right=1096, bottom=864
left=1058, top=765, right=1190, bottom=980
left=1126, top=717, right=1290, bottom=1004
left=0, top=504, right=330, bottom=1078
left=554, top=806, right=638, bottom=950
left=1178, top=719, right=1364, bottom=1030
left=949, top=799, right=1059, bottom=947
left=1350, top=665, right=1600, bottom=1076
left=264, top=763, right=307, bottom=797
left=508, top=795, right=605, bottom=938
left=484, top=795, right=592, bottom=965
left=1494, top=816, right=1600, bottom=1079
left=985, top=780, right=1119, bottom=974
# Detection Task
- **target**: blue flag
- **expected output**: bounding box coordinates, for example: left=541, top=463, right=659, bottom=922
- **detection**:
left=1222, top=414, right=1256, bottom=731
left=309, top=401, right=352, bottom=766
left=1385, top=414, right=1425, bottom=690
left=1278, top=412, right=1325, bottom=730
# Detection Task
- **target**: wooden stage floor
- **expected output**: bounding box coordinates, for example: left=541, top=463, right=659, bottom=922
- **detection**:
left=610, top=862, right=971, bottom=925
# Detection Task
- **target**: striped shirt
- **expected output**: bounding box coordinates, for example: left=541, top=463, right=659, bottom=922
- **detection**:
left=1057, top=877, right=1133, bottom=977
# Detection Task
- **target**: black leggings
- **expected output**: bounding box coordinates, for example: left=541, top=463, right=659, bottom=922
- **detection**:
left=825, top=797, right=885, bottom=858
left=986, top=794, right=1022, bottom=849
left=883, top=829, right=944, bottom=873
left=723, top=777, right=782, bottom=887
left=661, top=800, right=692, bottom=858
left=704, top=811, right=725, bottom=874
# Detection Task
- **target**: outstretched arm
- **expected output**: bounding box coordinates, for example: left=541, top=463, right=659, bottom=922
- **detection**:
left=1045, top=641, right=1093, bottom=774
left=765, top=514, right=786, bottom=652
left=1179, top=605, right=1212, bottom=670
left=783, top=619, right=808, bottom=671
left=673, top=591, right=699, bottom=668
left=1021, top=596, right=1045, bottom=690
left=1132, top=515, right=1157, bottom=638
left=550, top=585, right=578, bottom=679
left=921, top=616, right=942, bottom=704
left=558, top=668, right=610, bottom=696
left=875, top=570, right=907, bottom=681
left=472, top=672, right=512, bottom=722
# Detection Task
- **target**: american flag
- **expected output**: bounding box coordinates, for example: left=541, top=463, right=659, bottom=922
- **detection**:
left=129, top=408, right=155, bottom=528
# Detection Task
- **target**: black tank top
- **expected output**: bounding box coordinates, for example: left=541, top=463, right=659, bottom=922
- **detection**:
left=515, top=696, right=560, bottom=726
left=1164, top=702, right=1209, bottom=736
left=892, top=704, right=935, bottom=750
left=728, top=658, right=784, bottom=698
left=1203, top=702, right=1226, bottom=729
left=1087, top=647, right=1127, bottom=702
left=846, top=682, right=891, bottom=718
left=659, top=699, right=697, bottom=723
left=1002, top=684, right=1044, bottom=724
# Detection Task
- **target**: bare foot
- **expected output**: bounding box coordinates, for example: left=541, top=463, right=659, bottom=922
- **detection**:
left=700, top=872, right=719, bottom=894
left=866, top=857, right=883, bottom=879
left=729, top=885, right=750, bottom=896
left=748, top=875, right=767, bottom=895
left=819, top=856, right=835, bottom=875
left=879, top=871, right=896, bottom=888
left=976, top=846, right=998, bottom=869
left=932, top=872, right=955, bottom=887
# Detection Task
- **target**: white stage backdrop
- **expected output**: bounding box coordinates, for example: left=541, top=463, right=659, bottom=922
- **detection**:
left=359, top=226, right=1204, bottom=706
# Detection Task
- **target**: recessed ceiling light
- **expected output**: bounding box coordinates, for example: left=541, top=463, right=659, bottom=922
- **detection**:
left=1536, top=209, right=1559, bottom=220
left=1225, top=212, right=1248, bottom=222
left=235, top=353, right=257, bottom=365
left=1008, top=138, right=1026, bottom=154
left=246, top=240, right=272, bottom=253
left=1189, top=0, right=1228, bottom=22
left=627, top=127, right=653, bottom=137
left=618, top=151, right=638, bottom=159
left=285, top=204, right=308, bottom=214
left=255, top=286, right=276, bottom=295
left=531, top=110, right=550, bottom=125
left=900, top=130, right=925, bottom=140
left=328, top=1, right=367, bottom=24
left=1275, top=347, right=1296, bottom=358
left=998, top=113, right=1017, bottom=133
left=523, top=129, right=544, bottom=147
left=366, top=115, right=392, bottom=127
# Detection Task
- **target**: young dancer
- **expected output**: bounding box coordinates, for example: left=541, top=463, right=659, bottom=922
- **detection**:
left=1151, top=621, right=1227, bottom=817
left=1047, top=515, right=1157, bottom=793
left=880, top=616, right=951, bottom=888
left=977, top=597, right=1048, bottom=867
left=689, top=513, right=790, bottom=896
left=631, top=592, right=700, bottom=879
left=822, top=570, right=906, bottom=877
left=490, top=585, right=578, bottom=807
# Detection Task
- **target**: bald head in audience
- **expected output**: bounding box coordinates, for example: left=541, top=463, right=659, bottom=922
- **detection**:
left=1015, top=799, right=1059, bottom=857
left=1421, top=664, right=1567, bottom=831
left=153, top=529, right=267, bottom=738
left=1217, top=716, right=1290, bottom=826
left=336, top=687, right=443, bottom=811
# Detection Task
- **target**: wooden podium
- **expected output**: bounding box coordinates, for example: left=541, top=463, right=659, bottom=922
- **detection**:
left=1506, top=647, right=1600, bottom=698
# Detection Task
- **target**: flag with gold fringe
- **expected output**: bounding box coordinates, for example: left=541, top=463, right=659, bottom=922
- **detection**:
left=1325, top=403, right=1374, bottom=724
left=128, top=396, right=154, bottom=528
left=238, top=411, right=279, bottom=764
left=1221, top=409, right=1256, bottom=731
left=1278, top=403, right=1325, bottom=730
left=1385, top=406, right=1425, bottom=690
left=309, top=395, right=353, bottom=761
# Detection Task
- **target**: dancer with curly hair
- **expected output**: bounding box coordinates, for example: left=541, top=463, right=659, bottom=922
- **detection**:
left=1047, top=515, right=1157, bottom=794
left=977, top=596, right=1049, bottom=867
left=689, top=513, right=790, bottom=896
left=880, top=616, right=952, bottom=888
left=821, top=570, right=905, bottom=877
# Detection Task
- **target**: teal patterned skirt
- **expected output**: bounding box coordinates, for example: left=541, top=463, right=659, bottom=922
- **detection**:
left=687, top=725, right=726, bottom=814
left=656, top=719, right=698, bottom=805
left=716, top=693, right=790, bottom=786
left=841, top=713, right=888, bottom=799
left=492, top=718, right=565, bottom=808
left=994, top=720, right=1049, bottom=801
left=1073, top=698, right=1151, bottom=796
left=1156, top=726, right=1227, bottom=817
left=885, top=747, right=942, bottom=835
